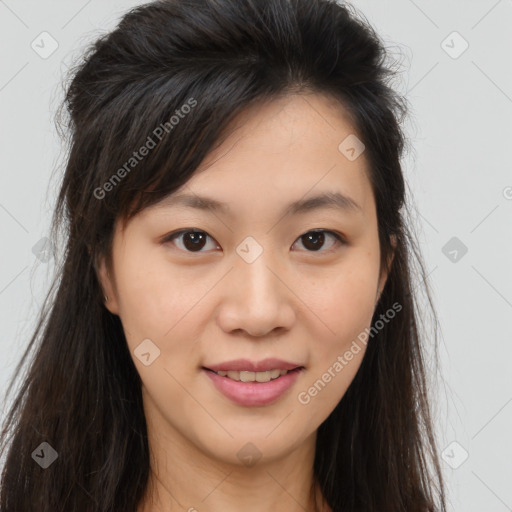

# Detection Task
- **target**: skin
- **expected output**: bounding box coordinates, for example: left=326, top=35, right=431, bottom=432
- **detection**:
left=98, top=93, right=394, bottom=512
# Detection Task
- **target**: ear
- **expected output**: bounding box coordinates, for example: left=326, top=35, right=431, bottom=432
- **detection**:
left=96, top=253, right=120, bottom=315
left=376, top=234, right=397, bottom=304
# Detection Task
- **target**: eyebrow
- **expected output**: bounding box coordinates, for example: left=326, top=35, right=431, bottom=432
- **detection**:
left=157, top=191, right=362, bottom=216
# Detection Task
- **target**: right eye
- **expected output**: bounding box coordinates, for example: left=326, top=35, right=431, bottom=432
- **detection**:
left=162, top=229, right=220, bottom=253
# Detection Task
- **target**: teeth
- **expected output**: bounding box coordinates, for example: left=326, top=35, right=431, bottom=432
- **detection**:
left=215, top=369, right=291, bottom=382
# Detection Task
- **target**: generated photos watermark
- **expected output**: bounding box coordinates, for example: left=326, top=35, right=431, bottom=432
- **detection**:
left=297, top=301, right=402, bottom=405
left=93, top=97, right=197, bottom=200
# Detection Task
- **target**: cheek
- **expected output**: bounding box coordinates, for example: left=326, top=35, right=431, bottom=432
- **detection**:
left=114, top=261, right=173, bottom=341
left=113, top=251, right=219, bottom=382
left=113, top=255, right=206, bottom=407
left=304, top=255, right=378, bottom=344
left=113, top=247, right=202, bottom=338
left=298, top=253, right=378, bottom=398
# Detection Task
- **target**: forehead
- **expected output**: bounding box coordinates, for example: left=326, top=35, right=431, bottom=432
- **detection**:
left=154, top=94, right=373, bottom=218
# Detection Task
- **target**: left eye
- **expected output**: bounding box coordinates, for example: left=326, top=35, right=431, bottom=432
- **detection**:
left=294, top=230, right=345, bottom=252
left=163, top=229, right=346, bottom=254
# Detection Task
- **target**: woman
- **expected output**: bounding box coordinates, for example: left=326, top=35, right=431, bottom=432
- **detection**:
left=0, top=0, right=447, bottom=510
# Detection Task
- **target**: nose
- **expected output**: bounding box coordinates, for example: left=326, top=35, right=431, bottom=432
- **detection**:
left=216, top=251, right=296, bottom=338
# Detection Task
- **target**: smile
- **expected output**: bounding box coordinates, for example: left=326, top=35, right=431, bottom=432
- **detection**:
left=203, top=367, right=304, bottom=407
left=213, top=369, right=290, bottom=382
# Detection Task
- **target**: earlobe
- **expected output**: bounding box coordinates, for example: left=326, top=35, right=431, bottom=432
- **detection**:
left=377, top=234, right=397, bottom=303
left=96, top=254, right=119, bottom=315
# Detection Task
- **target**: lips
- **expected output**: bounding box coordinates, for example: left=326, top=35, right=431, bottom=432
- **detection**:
left=203, top=358, right=304, bottom=373
left=202, top=358, right=305, bottom=406
left=203, top=366, right=304, bottom=407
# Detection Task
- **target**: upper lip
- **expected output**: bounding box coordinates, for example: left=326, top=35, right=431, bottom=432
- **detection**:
left=203, top=358, right=304, bottom=372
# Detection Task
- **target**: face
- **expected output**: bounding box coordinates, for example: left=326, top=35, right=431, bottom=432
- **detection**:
left=98, top=93, right=392, bottom=467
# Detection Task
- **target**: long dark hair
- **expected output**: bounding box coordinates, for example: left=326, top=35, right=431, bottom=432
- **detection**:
left=0, top=0, right=446, bottom=510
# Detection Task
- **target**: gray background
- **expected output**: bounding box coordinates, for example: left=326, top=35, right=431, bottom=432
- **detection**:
left=1, top=1, right=511, bottom=510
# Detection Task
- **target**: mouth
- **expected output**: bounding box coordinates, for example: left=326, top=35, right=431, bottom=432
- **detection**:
left=201, top=360, right=305, bottom=407
left=202, top=366, right=304, bottom=383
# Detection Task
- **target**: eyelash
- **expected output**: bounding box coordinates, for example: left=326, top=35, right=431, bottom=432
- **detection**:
left=162, top=228, right=347, bottom=254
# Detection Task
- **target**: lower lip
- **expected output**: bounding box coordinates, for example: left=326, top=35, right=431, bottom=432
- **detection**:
left=203, top=368, right=303, bottom=407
